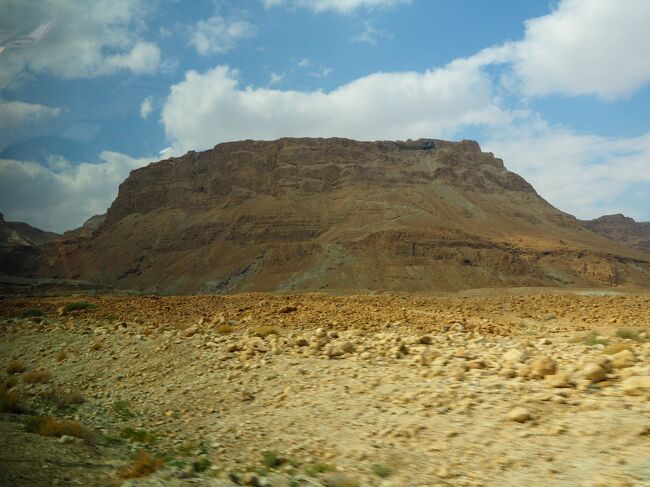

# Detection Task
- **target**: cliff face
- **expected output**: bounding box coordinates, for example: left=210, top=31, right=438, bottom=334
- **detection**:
left=582, top=214, right=650, bottom=255
left=37, top=138, right=650, bottom=293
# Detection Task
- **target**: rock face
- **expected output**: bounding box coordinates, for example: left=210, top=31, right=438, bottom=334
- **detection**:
left=0, top=212, right=60, bottom=277
left=25, top=137, right=650, bottom=293
left=582, top=214, right=650, bottom=255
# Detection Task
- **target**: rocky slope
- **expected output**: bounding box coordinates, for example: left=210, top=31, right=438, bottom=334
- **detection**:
left=582, top=214, right=650, bottom=255
left=28, top=138, right=650, bottom=293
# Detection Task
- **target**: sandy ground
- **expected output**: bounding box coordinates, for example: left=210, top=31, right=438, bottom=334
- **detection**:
left=1, top=291, right=649, bottom=486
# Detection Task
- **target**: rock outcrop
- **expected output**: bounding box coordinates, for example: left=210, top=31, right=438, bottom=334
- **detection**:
left=582, top=214, right=650, bottom=255
left=14, top=138, right=650, bottom=293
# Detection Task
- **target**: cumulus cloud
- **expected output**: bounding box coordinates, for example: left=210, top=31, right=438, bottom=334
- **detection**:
left=0, top=98, right=61, bottom=133
left=0, top=0, right=160, bottom=88
left=262, top=0, right=410, bottom=14
left=161, top=61, right=510, bottom=153
left=509, top=0, right=650, bottom=99
left=190, top=16, right=256, bottom=55
left=0, top=152, right=154, bottom=232
left=139, top=96, right=154, bottom=120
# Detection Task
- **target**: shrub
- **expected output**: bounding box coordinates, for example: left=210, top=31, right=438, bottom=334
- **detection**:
left=63, top=302, right=98, bottom=314
left=371, top=464, right=392, bottom=478
left=90, top=341, right=103, bottom=351
left=322, top=473, right=360, bottom=487
left=192, top=459, right=212, bottom=473
left=57, top=391, right=85, bottom=409
left=261, top=450, right=284, bottom=469
left=120, top=427, right=157, bottom=444
left=572, top=332, right=608, bottom=346
left=603, top=343, right=634, bottom=355
left=2, top=376, right=18, bottom=390
left=22, top=369, right=51, bottom=384
left=6, top=359, right=26, bottom=375
left=0, top=390, right=25, bottom=413
left=112, top=400, right=135, bottom=420
left=252, top=326, right=279, bottom=338
left=24, top=416, right=89, bottom=440
left=118, top=451, right=163, bottom=479
left=19, top=308, right=45, bottom=318
left=615, top=328, right=644, bottom=341
left=215, top=324, right=236, bottom=334
left=56, top=350, right=68, bottom=362
left=305, top=462, right=334, bottom=475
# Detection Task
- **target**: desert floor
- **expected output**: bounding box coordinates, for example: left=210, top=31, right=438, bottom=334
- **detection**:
left=1, top=290, right=649, bottom=487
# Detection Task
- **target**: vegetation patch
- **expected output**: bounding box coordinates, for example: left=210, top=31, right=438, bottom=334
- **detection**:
left=261, top=450, right=285, bottom=469
left=120, top=427, right=157, bottom=444
left=112, top=400, right=135, bottom=420
left=24, top=415, right=89, bottom=440
left=192, top=459, right=212, bottom=473
left=371, top=464, right=392, bottom=478
left=6, top=359, right=26, bottom=375
left=118, top=451, right=163, bottom=479
left=615, top=328, right=646, bottom=341
left=0, top=390, right=25, bottom=414
left=22, top=369, right=51, bottom=384
left=215, top=324, right=236, bottom=334
left=305, top=462, right=334, bottom=475
left=572, top=332, right=608, bottom=346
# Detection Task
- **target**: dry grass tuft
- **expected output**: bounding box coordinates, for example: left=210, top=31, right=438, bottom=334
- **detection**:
left=252, top=325, right=279, bottom=338
left=22, top=369, right=51, bottom=384
left=215, top=324, right=236, bottom=334
left=615, top=328, right=646, bottom=341
left=24, top=416, right=89, bottom=440
left=2, top=376, right=18, bottom=390
left=6, top=359, right=26, bottom=375
left=118, top=451, right=163, bottom=479
left=90, top=341, right=103, bottom=351
left=56, top=350, right=68, bottom=362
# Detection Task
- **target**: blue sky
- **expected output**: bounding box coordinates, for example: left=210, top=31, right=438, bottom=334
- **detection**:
left=0, top=0, right=649, bottom=232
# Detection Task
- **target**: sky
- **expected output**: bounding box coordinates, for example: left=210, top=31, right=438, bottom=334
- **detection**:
left=0, top=0, right=649, bottom=232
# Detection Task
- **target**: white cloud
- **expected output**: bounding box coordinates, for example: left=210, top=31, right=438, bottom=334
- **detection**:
left=161, top=61, right=510, bottom=154
left=263, top=0, right=410, bottom=14
left=0, top=0, right=161, bottom=88
left=485, top=124, right=650, bottom=221
left=139, top=96, right=154, bottom=120
left=0, top=151, right=153, bottom=232
left=268, top=72, right=285, bottom=85
left=351, top=20, right=391, bottom=44
left=0, top=98, right=61, bottom=132
left=190, top=16, right=256, bottom=55
left=308, top=66, right=333, bottom=78
left=510, top=0, right=650, bottom=99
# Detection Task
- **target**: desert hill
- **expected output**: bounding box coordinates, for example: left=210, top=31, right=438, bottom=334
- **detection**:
left=30, top=137, right=650, bottom=293
left=0, top=212, right=60, bottom=278
left=581, top=214, right=650, bottom=255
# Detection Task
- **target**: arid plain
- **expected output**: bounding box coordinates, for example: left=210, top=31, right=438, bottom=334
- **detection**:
left=2, top=291, right=649, bottom=486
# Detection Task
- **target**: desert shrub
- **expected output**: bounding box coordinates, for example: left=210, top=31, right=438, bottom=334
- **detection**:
left=22, top=369, right=51, bottom=384
left=24, top=416, right=88, bottom=440
left=19, top=308, right=45, bottom=318
left=63, top=302, right=98, bottom=313
left=261, top=450, right=284, bottom=469
left=120, top=427, right=157, bottom=444
left=90, top=341, right=103, bottom=351
left=0, top=390, right=25, bottom=413
left=6, top=360, right=26, bottom=375
left=192, top=459, right=212, bottom=473
left=56, top=350, right=68, bottom=362
left=371, top=464, right=392, bottom=478
left=572, top=332, right=608, bottom=346
left=615, top=328, right=644, bottom=341
left=322, top=473, right=360, bottom=487
left=305, top=462, right=334, bottom=475
left=118, top=451, right=163, bottom=479
left=112, top=400, right=135, bottom=420
left=215, top=324, right=236, bottom=334
left=252, top=326, right=279, bottom=338
left=2, top=376, right=18, bottom=390
left=57, top=391, right=85, bottom=409
left=603, top=343, right=634, bottom=355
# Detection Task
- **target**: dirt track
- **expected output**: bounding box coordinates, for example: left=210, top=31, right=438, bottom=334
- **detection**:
left=1, top=291, right=649, bottom=486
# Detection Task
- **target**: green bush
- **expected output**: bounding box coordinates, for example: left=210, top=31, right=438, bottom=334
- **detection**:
left=63, top=302, right=98, bottom=313
left=19, top=308, right=45, bottom=318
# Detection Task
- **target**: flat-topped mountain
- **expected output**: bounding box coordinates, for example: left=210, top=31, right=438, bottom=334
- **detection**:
left=22, top=138, right=650, bottom=292
left=581, top=214, right=650, bottom=255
